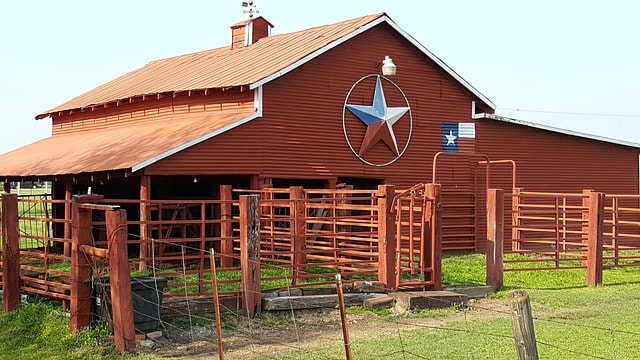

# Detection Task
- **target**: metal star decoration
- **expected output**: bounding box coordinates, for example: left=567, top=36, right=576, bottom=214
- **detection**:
left=345, top=75, right=410, bottom=157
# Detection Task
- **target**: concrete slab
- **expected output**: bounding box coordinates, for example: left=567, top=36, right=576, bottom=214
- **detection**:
left=392, top=291, right=468, bottom=311
left=443, top=285, right=494, bottom=299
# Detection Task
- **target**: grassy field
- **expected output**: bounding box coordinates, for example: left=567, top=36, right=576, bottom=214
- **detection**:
left=2, top=253, right=640, bottom=359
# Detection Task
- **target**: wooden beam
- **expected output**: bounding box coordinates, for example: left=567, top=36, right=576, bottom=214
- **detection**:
left=377, top=185, right=396, bottom=290
left=70, top=195, right=93, bottom=331
left=79, top=244, right=109, bottom=258
left=106, top=209, right=136, bottom=352
left=586, top=191, right=604, bottom=286
left=239, top=195, right=261, bottom=316
left=486, top=189, right=504, bottom=291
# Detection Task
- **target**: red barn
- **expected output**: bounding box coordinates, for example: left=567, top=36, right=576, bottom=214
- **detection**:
left=1, top=13, right=638, bottom=252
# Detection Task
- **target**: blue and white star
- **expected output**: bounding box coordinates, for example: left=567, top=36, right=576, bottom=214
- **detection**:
left=345, top=75, right=410, bottom=157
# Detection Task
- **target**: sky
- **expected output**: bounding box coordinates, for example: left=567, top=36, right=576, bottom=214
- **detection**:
left=1, top=1, right=638, bottom=154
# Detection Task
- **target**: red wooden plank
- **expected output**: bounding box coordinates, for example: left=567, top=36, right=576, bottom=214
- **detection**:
left=486, top=189, right=504, bottom=290
left=377, top=185, right=395, bottom=290
left=69, top=196, right=93, bottom=331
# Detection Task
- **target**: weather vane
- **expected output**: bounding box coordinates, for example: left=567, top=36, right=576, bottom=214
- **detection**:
left=242, top=1, right=259, bottom=18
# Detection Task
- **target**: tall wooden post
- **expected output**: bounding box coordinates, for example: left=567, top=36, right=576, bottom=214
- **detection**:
left=426, top=184, right=442, bottom=290
left=486, top=189, right=504, bottom=291
left=586, top=191, right=604, bottom=286
left=139, top=175, right=151, bottom=271
left=106, top=208, right=136, bottom=352
left=70, top=195, right=94, bottom=331
left=290, top=186, right=306, bottom=284
left=2, top=182, right=10, bottom=193
left=377, top=185, right=396, bottom=290
left=240, top=195, right=261, bottom=316
left=219, top=185, right=234, bottom=268
left=63, top=181, right=73, bottom=258
left=509, top=290, right=539, bottom=360
left=2, top=193, right=20, bottom=312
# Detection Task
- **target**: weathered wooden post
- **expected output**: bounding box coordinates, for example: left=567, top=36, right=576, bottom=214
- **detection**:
left=586, top=191, right=604, bottom=286
left=240, top=194, right=261, bottom=316
left=2, top=193, right=20, bottom=312
left=425, top=184, right=442, bottom=290
left=138, top=175, right=151, bottom=270
left=290, top=186, right=306, bottom=285
left=377, top=185, right=396, bottom=290
left=509, top=290, right=539, bottom=360
left=219, top=185, right=234, bottom=268
left=486, top=189, right=504, bottom=291
left=70, top=195, right=95, bottom=331
left=106, top=208, right=136, bottom=352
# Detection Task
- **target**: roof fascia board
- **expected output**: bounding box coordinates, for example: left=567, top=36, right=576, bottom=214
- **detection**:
left=481, top=113, right=640, bottom=149
left=383, top=18, right=495, bottom=110
left=132, top=111, right=261, bottom=172
left=250, top=15, right=495, bottom=110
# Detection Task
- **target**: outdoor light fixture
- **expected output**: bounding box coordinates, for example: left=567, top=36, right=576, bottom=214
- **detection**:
left=193, top=176, right=198, bottom=184
left=381, top=56, right=396, bottom=76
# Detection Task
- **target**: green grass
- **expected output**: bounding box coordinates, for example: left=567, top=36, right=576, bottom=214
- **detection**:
left=257, top=252, right=640, bottom=359
left=0, top=299, right=160, bottom=360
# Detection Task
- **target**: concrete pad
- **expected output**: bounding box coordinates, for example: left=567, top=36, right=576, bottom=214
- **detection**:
left=392, top=291, right=468, bottom=311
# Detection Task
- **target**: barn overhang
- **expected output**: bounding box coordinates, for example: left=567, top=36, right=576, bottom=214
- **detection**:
left=0, top=110, right=258, bottom=178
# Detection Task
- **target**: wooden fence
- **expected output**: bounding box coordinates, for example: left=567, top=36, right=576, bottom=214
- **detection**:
left=491, top=188, right=640, bottom=286
left=1, top=184, right=441, bottom=332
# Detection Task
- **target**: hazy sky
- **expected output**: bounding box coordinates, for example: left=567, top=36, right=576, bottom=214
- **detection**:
left=1, top=1, right=638, bottom=153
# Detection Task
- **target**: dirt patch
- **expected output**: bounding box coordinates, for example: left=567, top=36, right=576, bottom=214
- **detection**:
left=134, top=297, right=509, bottom=359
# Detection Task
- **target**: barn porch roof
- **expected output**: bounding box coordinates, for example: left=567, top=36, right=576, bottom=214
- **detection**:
left=0, top=110, right=257, bottom=177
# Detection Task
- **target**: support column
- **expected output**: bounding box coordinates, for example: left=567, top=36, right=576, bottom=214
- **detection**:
left=139, top=175, right=150, bottom=270
left=220, top=185, right=234, bottom=268
left=64, top=180, right=73, bottom=258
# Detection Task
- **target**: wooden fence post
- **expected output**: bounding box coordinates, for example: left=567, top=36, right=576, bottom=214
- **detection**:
left=290, top=186, right=306, bottom=285
left=106, top=208, right=136, bottom=352
left=377, top=185, right=396, bottom=290
left=2, top=193, right=20, bottom=312
left=139, top=175, right=151, bottom=271
left=486, top=189, right=504, bottom=291
left=240, top=194, right=261, bottom=316
left=586, top=191, right=604, bottom=286
left=509, top=290, right=539, bottom=360
left=219, top=185, right=234, bottom=268
left=70, top=195, right=94, bottom=331
left=425, top=184, right=442, bottom=291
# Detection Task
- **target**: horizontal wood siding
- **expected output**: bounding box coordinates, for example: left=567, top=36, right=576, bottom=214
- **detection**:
left=51, top=89, right=254, bottom=135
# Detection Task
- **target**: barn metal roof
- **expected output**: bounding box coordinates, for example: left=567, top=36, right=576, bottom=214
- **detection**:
left=36, top=13, right=495, bottom=120
left=0, top=110, right=257, bottom=176
left=481, top=113, right=640, bottom=149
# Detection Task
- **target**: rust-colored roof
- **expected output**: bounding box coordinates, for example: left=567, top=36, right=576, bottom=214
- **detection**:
left=0, top=110, right=256, bottom=176
left=37, top=14, right=385, bottom=119
left=37, top=13, right=495, bottom=120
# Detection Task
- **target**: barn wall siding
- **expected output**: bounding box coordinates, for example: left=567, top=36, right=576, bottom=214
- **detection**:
left=147, top=24, right=482, bottom=187
left=51, top=89, right=254, bottom=135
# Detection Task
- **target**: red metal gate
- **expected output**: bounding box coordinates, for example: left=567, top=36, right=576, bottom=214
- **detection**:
left=392, top=183, right=441, bottom=289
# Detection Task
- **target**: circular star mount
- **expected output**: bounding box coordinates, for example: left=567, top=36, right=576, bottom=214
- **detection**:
left=342, top=74, right=413, bottom=167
